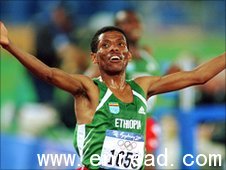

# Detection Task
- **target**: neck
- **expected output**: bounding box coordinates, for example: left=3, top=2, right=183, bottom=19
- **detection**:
left=100, top=72, right=126, bottom=91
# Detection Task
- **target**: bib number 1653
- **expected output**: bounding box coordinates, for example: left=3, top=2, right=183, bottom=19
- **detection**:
left=106, top=149, right=139, bottom=169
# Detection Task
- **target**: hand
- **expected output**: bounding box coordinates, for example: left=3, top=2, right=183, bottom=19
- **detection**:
left=0, top=22, right=9, bottom=47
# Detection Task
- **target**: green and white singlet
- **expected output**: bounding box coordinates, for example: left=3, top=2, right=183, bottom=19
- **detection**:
left=73, top=77, right=147, bottom=169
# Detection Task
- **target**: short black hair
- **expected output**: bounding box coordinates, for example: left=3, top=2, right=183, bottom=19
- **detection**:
left=90, top=26, right=129, bottom=53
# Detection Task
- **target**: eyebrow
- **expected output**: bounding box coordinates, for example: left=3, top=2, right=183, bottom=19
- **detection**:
left=103, top=37, right=126, bottom=42
left=100, top=37, right=126, bottom=43
left=117, top=38, right=126, bottom=41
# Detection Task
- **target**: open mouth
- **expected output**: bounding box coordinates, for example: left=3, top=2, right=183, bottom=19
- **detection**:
left=109, top=55, right=121, bottom=61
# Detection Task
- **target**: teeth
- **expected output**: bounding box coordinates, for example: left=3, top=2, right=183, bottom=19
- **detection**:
left=110, top=56, right=120, bottom=60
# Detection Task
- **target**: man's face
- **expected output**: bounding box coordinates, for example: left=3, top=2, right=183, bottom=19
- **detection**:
left=92, top=31, right=131, bottom=75
left=116, top=12, right=142, bottom=43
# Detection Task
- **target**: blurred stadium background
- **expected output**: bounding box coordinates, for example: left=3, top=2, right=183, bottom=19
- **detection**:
left=0, top=1, right=225, bottom=170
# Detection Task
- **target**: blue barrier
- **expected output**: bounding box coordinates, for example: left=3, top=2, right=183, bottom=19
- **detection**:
left=177, top=104, right=225, bottom=170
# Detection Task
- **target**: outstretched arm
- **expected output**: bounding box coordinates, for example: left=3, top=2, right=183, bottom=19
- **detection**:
left=135, top=52, right=225, bottom=98
left=0, top=22, right=93, bottom=95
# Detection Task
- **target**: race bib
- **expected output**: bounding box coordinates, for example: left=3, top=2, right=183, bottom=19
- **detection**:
left=100, top=130, right=144, bottom=169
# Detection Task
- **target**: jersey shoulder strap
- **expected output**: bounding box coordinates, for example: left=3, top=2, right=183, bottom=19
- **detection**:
left=92, top=77, right=108, bottom=100
left=127, top=79, right=147, bottom=99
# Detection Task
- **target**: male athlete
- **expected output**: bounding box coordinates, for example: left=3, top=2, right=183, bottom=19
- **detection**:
left=0, top=22, right=225, bottom=169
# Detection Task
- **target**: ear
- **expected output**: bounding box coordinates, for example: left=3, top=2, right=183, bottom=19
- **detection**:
left=91, top=52, right=98, bottom=64
left=127, top=51, right=132, bottom=61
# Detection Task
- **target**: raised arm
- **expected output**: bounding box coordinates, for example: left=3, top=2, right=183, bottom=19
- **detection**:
left=135, top=52, right=225, bottom=98
left=0, top=22, right=93, bottom=95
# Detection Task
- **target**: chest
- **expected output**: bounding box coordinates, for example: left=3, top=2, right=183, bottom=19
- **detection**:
left=95, top=92, right=147, bottom=133
left=110, top=88, right=134, bottom=103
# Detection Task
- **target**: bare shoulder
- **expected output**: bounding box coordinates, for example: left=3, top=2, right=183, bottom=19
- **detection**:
left=134, top=76, right=160, bottom=95
left=70, top=74, right=99, bottom=124
left=71, top=74, right=98, bottom=93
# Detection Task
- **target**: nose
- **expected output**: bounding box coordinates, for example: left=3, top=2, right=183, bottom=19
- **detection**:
left=110, top=44, right=119, bottom=52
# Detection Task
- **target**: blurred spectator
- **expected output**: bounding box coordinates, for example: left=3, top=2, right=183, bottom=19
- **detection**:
left=30, top=2, right=88, bottom=129
left=31, top=2, right=73, bottom=103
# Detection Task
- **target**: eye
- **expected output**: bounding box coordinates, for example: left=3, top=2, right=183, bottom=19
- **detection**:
left=119, top=42, right=126, bottom=47
left=102, top=43, right=109, bottom=48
